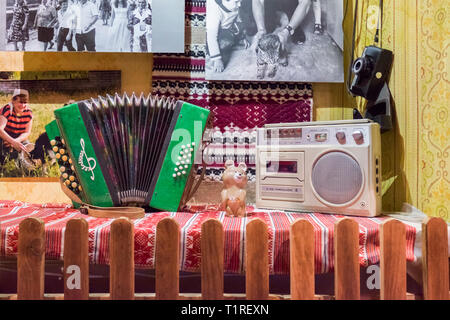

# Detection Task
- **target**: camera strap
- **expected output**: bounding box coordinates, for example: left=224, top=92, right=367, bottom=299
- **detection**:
left=374, top=0, right=384, bottom=45
left=60, top=177, right=145, bottom=219
left=346, top=0, right=384, bottom=96
left=346, top=0, right=359, bottom=96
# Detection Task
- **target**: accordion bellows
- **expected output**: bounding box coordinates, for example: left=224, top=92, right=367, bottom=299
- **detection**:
left=52, top=93, right=210, bottom=211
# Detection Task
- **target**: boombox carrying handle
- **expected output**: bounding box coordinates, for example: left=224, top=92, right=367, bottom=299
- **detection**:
left=60, top=178, right=145, bottom=219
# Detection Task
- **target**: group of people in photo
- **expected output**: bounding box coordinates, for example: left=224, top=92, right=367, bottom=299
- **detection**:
left=6, top=0, right=153, bottom=52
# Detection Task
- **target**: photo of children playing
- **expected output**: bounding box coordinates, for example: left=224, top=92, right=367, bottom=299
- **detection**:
left=205, top=0, right=344, bottom=82
left=3, top=0, right=154, bottom=53
left=0, top=87, right=59, bottom=178
left=0, top=70, right=121, bottom=178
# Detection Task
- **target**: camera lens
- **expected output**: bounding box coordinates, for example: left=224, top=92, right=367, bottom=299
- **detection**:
left=352, top=56, right=373, bottom=76
left=352, top=58, right=365, bottom=74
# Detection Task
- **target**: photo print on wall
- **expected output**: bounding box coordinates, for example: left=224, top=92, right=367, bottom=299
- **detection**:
left=0, top=70, right=121, bottom=178
left=0, top=0, right=184, bottom=53
left=205, top=0, right=344, bottom=82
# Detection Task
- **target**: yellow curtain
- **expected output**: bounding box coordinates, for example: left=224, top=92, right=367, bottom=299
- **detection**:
left=347, top=0, right=449, bottom=220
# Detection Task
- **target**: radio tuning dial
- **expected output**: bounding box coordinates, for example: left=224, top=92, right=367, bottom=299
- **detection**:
left=352, top=130, right=364, bottom=144
left=336, top=131, right=346, bottom=144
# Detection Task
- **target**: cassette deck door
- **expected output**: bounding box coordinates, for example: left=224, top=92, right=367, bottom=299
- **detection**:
left=259, top=151, right=304, bottom=201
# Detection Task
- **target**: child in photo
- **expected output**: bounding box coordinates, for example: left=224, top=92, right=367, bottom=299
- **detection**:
left=0, top=89, right=33, bottom=163
left=206, top=0, right=247, bottom=73
left=312, top=0, right=323, bottom=34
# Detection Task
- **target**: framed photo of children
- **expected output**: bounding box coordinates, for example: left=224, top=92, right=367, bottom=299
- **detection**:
left=205, top=0, right=344, bottom=82
left=0, top=70, right=121, bottom=178
left=0, top=0, right=184, bottom=53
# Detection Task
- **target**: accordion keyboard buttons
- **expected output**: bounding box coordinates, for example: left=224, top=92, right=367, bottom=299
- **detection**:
left=173, top=142, right=196, bottom=178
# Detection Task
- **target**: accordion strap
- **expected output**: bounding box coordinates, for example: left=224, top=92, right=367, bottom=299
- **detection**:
left=188, top=164, right=206, bottom=200
left=60, top=178, right=145, bottom=219
left=179, top=115, right=213, bottom=208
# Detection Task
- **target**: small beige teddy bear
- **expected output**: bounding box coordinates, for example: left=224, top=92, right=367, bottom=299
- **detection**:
left=221, top=159, right=248, bottom=217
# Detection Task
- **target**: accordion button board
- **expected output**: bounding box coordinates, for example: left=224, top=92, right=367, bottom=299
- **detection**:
left=47, top=93, right=210, bottom=212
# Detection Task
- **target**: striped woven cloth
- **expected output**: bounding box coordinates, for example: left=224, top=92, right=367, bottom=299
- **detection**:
left=152, top=0, right=313, bottom=181
left=0, top=201, right=417, bottom=274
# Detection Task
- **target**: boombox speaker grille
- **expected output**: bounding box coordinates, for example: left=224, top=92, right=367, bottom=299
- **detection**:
left=311, top=151, right=363, bottom=205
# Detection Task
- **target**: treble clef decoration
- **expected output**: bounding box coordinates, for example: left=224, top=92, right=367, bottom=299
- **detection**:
left=78, top=138, right=97, bottom=181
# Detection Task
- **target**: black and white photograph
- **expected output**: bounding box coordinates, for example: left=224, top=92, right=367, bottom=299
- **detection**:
left=0, top=0, right=185, bottom=53
left=205, top=0, right=344, bottom=82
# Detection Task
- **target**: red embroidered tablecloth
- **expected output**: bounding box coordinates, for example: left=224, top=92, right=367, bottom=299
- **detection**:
left=0, top=201, right=417, bottom=275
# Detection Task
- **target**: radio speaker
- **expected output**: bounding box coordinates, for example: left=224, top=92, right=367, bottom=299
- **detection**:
left=311, top=152, right=363, bottom=205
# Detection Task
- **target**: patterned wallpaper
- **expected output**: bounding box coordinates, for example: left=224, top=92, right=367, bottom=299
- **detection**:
left=350, top=0, right=449, bottom=221
left=417, top=0, right=449, bottom=221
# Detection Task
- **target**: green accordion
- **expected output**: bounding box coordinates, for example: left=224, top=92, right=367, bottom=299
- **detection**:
left=46, top=93, right=210, bottom=212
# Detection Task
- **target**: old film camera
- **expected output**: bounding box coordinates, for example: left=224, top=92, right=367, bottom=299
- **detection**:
left=348, top=0, right=394, bottom=132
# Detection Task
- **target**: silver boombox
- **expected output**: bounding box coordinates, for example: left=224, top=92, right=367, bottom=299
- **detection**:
left=256, top=120, right=382, bottom=217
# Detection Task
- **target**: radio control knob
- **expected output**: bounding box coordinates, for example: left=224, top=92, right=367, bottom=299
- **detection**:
left=336, top=131, right=346, bottom=144
left=352, top=130, right=364, bottom=144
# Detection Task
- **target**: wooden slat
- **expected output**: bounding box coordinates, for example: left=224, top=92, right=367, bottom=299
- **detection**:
left=380, top=219, right=406, bottom=299
left=334, top=218, right=360, bottom=300
left=201, top=219, right=224, bottom=299
left=0, top=294, right=18, bottom=300
left=245, top=218, right=269, bottom=300
left=0, top=292, right=336, bottom=301
left=290, top=219, right=315, bottom=300
left=155, top=217, right=180, bottom=300
left=64, top=218, right=89, bottom=300
left=110, top=218, right=135, bottom=300
left=422, top=217, right=449, bottom=300
left=17, top=217, right=45, bottom=300
left=88, top=294, right=111, bottom=300
left=406, top=292, right=419, bottom=300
